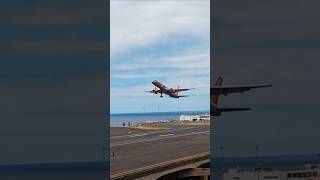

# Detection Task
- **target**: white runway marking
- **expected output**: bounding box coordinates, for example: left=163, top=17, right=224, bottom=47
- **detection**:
left=159, top=133, right=175, bottom=137
left=111, top=127, right=207, bottom=139
left=111, top=131, right=209, bottom=147
left=128, top=133, right=148, bottom=138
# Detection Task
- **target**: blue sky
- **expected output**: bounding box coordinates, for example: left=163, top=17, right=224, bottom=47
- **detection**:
left=110, top=1, right=210, bottom=114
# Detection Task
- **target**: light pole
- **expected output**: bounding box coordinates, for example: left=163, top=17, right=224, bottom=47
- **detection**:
left=221, top=146, right=225, bottom=175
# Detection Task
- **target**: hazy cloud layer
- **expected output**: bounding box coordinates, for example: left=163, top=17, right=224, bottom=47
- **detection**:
left=111, top=1, right=209, bottom=55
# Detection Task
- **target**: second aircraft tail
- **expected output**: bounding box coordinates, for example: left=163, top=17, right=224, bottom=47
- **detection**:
left=211, top=77, right=251, bottom=116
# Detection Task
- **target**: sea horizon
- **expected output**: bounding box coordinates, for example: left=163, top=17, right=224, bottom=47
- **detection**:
left=110, top=110, right=209, bottom=126
left=110, top=110, right=210, bottom=116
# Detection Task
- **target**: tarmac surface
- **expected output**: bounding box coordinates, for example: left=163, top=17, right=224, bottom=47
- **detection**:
left=110, top=123, right=210, bottom=176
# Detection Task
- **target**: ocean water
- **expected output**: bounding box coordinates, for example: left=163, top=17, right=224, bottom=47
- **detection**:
left=110, top=111, right=209, bottom=126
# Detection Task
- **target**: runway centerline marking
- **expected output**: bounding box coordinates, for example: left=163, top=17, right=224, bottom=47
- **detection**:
left=111, top=131, right=209, bottom=147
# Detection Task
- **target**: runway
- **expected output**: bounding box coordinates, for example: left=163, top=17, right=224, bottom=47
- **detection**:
left=110, top=125, right=210, bottom=176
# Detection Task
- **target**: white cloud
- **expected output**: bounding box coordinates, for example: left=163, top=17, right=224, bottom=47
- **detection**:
left=110, top=0, right=210, bottom=113
left=111, top=48, right=210, bottom=94
left=111, top=47, right=209, bottom=71
left=112, top=71, right=168, bottom=79
left=110, top=0, right=210, bottom=56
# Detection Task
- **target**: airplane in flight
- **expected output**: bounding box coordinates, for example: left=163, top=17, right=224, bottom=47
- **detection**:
left=146, top=80, right=195, bottom=98
left=211, top=76, right=271, bottom=116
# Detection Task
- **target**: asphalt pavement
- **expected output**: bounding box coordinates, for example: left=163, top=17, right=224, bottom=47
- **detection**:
left=110, top=125, right=210, bottom=176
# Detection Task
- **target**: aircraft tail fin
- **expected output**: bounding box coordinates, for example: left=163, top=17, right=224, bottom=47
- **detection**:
left=176, top=85, right=180, bottom=95
left=211, top=76, right=251, bottom=116
left=212, top=76, right=223, bottom=106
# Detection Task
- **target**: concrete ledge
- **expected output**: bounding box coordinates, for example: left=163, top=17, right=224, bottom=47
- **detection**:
left=111, top=152, right=210, bottom=180
left=157, top=168, right=210, bottom=180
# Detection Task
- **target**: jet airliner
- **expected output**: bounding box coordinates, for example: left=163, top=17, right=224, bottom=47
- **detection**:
left=146, top=80, right=194, bottom=98
left=211, top=76, right=272, bottom=116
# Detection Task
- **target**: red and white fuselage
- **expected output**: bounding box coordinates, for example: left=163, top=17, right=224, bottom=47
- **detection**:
left=146, top=80, right=193, bottom=98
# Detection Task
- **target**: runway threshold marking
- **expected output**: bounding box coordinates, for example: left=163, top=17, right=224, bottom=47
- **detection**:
left=111, top=131, right=209, bottom=147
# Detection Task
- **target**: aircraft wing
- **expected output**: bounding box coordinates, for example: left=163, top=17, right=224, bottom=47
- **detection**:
left=211, top=106, right=251, bottom=116
left=175, top=88, right=195, bottom=92
left=211, top=85, right=271, bottom=95
left=218, top=107, right=251, bottom=112
left=145, top=90, right=161, bottom=94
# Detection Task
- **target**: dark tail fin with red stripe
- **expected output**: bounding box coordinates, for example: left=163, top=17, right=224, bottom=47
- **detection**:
left=212, top=76, right=223, bottom=106
left=211, top=76, right=252, bottom=116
